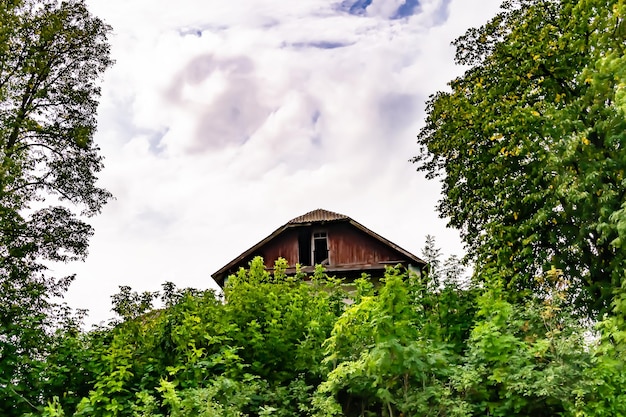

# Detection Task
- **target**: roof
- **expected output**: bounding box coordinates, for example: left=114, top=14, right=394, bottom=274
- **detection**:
left=287, top=208, right=349, bottom=224
left=211, top=208, right=425, bottom=286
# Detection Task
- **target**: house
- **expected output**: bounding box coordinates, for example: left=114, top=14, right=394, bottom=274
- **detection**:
left=212, top=208, right=425, bottom=287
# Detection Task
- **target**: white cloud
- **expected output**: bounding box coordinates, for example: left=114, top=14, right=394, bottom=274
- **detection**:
left=65, top=0, right=503, bottom=325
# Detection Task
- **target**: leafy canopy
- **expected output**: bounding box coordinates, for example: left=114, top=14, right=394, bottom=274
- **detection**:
left=0, top=0, right=112, bottom=414
left=414, top=0, right=626, bottom=315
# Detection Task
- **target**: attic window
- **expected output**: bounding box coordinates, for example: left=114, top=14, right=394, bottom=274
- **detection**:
left=313, top=231, right=329, bottom=265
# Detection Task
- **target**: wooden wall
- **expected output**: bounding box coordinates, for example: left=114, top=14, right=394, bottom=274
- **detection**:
left=223, top=221, right=411, bottom=276
left=256, top=223, right=406, bottom=268
left=327, top=223, right=403, bottom=266
left=258, top=228, right=299, bottom=268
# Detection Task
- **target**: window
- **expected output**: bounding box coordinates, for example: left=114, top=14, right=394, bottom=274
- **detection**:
left=313, top=231, right=329, bottom=265
left=299, top=229, right=329, bottom=266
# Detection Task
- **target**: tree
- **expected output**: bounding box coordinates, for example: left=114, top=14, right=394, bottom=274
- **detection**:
left=413, top=0, right=626, bottom=315
left=317, top=265, right=477, bottom=416
left=29, top=259, right=622, bottom=416
left=0, top=0, right=112, bottom=414
left=70, top=259, right=347, bottom=417
left=420, top=234, right=442, bottom=287
left=453, top=269, right=594, bottom=417
left=421, top=234, right=468, bottom=288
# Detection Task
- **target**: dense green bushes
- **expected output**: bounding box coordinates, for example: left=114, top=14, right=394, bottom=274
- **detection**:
left=11, top=254, right=624, bottom=416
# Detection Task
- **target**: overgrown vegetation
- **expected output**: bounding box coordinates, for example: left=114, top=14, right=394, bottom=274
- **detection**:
left=8, top=252, right=626, bottom=417
left=413, top=0, right=626, bottom=316
left=0, top=0, right=112, bottom=414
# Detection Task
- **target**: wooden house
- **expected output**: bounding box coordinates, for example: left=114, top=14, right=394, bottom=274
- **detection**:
left=212, top=209, right=425, bottom=287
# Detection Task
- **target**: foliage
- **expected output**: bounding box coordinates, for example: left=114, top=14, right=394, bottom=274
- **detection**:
left=316, top=266, right=469, bottom=417
left=413, top=0, right=626, bottom=316
left=420, top=234, right=442, bottom=287
left=410, top=0, right=626, bottom=412
left=41, top=257, right=348, bottom=417
left=111, top=285, right=160, bottom=321
left=224, top=257, right=347, bottom=383
left=0, top=0, right=112, bottom=415
left=573, top=280, right=626, bottom=416
left=16, top=247, right=626, bottom=416
left=314, top=264, right=615, bottom=417
left=454, top=268, right=593, bottom=416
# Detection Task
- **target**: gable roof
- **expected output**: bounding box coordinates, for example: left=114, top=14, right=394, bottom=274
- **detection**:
left=287, top=208, right=348, bottom=224
left=211, top=208, right=425, bottom=285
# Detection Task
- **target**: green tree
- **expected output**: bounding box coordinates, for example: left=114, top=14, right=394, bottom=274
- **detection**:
left=420, top=234, right=442, bottom=288
left=577, top=286, right=626, bottom=416
left=34, top=256, right=620, bottom=416
left=0, top=0, right=112, bottom=414
left=70, top=259, right=347, bottom=417
left=317, top=265, right=474, bottom=417
left=454, top=269, right=593, bottom=416
left=413, top=0, right=626, bottom=315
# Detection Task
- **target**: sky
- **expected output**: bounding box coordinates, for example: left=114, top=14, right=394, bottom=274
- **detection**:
left=61, top=0, right=504, bottom=325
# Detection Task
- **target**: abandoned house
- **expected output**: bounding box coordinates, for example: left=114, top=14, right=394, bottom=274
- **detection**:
left=211, top=208, right=425, bottom=287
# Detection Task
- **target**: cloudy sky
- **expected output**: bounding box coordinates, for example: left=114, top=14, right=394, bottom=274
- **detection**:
left=62, top=0, right=503, bottom=325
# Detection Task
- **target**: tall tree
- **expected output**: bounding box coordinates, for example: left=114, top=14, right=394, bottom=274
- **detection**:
left=0, top=0, right=112, bottom=414
left=414, top=0, right=626, bottom=315
left=420, top=234, right=442, bottom=287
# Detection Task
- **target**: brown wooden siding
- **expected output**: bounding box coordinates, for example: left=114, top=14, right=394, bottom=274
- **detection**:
left=257, top=223, right=406, bottom=268
left=327, top=223, right=403, bottom=266
left=257, top=228, right=299, bottom=268
left=220, top=222, right=413, bottom=279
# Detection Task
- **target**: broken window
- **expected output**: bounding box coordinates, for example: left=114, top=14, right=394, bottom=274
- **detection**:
left=313, top=231, right=329, bottom=265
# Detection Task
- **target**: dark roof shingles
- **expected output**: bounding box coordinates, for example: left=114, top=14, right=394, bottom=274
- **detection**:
left=287, top=208, right=348, bottom=224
